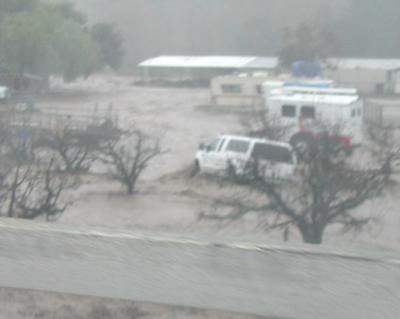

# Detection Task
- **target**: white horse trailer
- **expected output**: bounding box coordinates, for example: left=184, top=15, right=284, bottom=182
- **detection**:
left=266, top=91, right=364, bottom=151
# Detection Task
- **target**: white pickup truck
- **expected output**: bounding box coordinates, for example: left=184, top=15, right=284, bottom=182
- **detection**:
left=193, top=134, right=297, bottom=182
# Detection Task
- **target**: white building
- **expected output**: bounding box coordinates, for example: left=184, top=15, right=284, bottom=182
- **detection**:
left=137, top=55, right=279, bottom=86
left=325, top=58, right=400, bottom=95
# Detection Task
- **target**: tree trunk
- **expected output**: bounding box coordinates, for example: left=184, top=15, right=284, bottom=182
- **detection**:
left=7, top=187, right=16, bottom=218
left=126, top=182, right=134, bottom=195
left=298, top=223, right=324, bottom=244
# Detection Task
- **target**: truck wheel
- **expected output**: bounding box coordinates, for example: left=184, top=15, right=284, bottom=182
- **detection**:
left=190, top=160, right=200, bottom=177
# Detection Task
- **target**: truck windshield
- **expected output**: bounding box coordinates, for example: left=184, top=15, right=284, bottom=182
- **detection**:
left=252, top=143, right=293, bottom=163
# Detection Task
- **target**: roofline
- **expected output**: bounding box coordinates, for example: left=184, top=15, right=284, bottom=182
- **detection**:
left=138, top=55, right=279, bottom=69
left=218, top=134, right=293, bottom=147
left=269, top=94, right=360, bottom=105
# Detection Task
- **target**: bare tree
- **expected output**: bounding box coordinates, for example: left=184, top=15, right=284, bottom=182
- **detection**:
left=35, top=128, right=98, bottom=173
left=100, top=129, right=166, bottom=195
left=6, top=160, right=35, bottom=218
left=366, top=122, right=400, bottom=183
left=240, top=110, right=293, bottom=141
left=0, top=134, right=79, bottom=220
left=202, top=142, right=388, bottom=244
left=0, top=110, right=82, bottom=220
left=0, top=132, right=36, bottom=218
left=0, top=162, right=11, bottom=214
left=16, top=157, right=78, bottom=220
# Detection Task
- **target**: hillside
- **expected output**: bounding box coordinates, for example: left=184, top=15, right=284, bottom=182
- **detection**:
left=46, top=0, right=400, bottom=70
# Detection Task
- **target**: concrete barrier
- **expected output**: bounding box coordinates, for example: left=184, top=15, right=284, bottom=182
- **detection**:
left=0, top=219, right=399, bottom=319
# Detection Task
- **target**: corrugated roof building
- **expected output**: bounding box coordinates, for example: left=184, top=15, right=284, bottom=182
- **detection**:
left=326, top=58, right=400, bottom=71
left=324, top=58, right=400, bottom=95
left=137, top=55, right=279, bottom=86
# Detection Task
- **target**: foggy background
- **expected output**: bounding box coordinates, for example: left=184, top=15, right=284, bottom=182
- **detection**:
left=49, top=0, right=400, bottom=69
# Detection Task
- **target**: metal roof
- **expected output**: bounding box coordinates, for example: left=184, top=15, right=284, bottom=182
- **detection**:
left=138, top=55, right=278, bottom=69
left=241, top=57, right=279, bottom=69
left=139, top=56, right=400, bottom=71
left=283, top=87, right=358, bottom=96
left=327, top=58, right=400, bottom=71
left=269, top=93, right=359, bottom=105
left=218, top=134, right=293, bottom=148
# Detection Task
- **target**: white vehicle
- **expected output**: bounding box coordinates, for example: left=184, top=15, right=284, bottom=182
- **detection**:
left=193, top=135, right=297, bottom=182
left=266, top=89, right=363, bottom=152
left=0, top=86, right=10, bottom=105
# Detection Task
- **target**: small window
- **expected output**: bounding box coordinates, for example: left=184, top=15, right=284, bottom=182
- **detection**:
left=221, top=84, right=242, bottom=94
left=357, top=109, right=362, bottom=117
left=252, top=143, right=293, bottom=163
left=281, top=105, right=296, bottom=118
left=351, top=109, right=356, bottom=117
left=226, top=139, right=250, bottom=153
left=256, top=85, right=263, bottom=95
left=301, top=106, right=315, bottom=119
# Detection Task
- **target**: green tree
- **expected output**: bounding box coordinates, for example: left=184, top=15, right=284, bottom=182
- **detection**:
left=278, top=21, right=339, bottom=69
left=0, top=5, right=100, bottom=80
left=45, top=1, right=87, bottom=25
left=0, top=8, right=53, bottom=75
left=0, top=1, right=125, bottom=81
left=0, top=0, right=38, bottom=22
left=91, top=23, right=124, bottom=70
left=51, top=19, right=101, bottom=80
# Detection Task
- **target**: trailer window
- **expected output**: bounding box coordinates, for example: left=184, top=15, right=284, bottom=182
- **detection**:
left=256, top=85, right=263, bottom=94
left=281, top=105, right=296, bottom=118
left=221, top=84, right=242, bottom=94
left=226, top=139, right=250, bottom=153
left=301, top=106, right=315, bottom=119
left=252, top=143, right=293, bottom=163
left=351, top=109, right=356, bottom=117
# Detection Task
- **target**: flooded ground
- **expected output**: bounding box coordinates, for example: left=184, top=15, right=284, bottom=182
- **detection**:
left=25, top=75, right=400, bottom=252
left=2, top=75, right=400, bottom=319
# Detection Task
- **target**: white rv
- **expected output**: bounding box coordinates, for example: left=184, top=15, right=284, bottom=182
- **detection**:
left=266, top=88, right=363, bottom=151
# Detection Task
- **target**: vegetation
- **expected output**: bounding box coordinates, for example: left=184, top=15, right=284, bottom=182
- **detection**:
left=91, top=23, right=124, bottom=70
left=203, top=142, right=388, bottom=244
left=278, top=21, right=338, bottom=68
left=201, top=117, right=391, bottom=245
left=0, top=0, right=123, bottom=81
left=73, top=0, right=400, bottom=67
left=99, top=129, right=166, bottom=195
left=35, top=127, right=99, bottom=174
left=0, top=108, right=164, bottom=219
left=0, top=132, right=78, bottom=220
